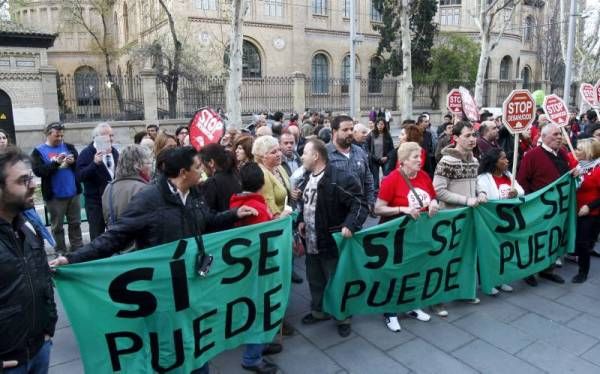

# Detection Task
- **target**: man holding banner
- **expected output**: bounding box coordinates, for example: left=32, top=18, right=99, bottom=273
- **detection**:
left=297, top=138, right=368, bottom=338
left=517, top=123, right=579, bottom=286
left=50, top=146, right=258, bottom=373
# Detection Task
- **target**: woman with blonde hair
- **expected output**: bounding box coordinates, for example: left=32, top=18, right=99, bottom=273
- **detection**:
left=252, top=135, right=290, bottom=217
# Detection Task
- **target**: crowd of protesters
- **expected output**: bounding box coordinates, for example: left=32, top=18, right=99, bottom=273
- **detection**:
left=1, top=105, right=599, bottom=374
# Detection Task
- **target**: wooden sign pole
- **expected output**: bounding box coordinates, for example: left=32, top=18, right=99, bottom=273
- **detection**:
left=511, top=133, right=519, bottom=188
left=560, top=127, right=578, bottom=161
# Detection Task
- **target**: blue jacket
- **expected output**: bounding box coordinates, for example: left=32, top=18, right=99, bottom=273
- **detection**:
left=76, top=143, right=119, bottom=202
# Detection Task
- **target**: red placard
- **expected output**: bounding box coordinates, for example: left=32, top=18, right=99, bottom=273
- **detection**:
left=580, top=83, right=596, bottom=107
left=188, top=107, right=224, bottom=151
left=595, top=79, right=600, bottom=107
left=502, top=89, right=535, bottom=134
left=543, top=94, right=569, bottom=128
left=446, top=89, right=462, bottom=115
left=459, top=86, right=479, bottom=122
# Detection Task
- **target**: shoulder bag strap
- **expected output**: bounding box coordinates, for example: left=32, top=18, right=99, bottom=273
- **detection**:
left=399, top=170, right=424, bottom=208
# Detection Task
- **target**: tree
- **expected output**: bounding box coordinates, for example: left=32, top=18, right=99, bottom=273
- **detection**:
left=63, top=0, right=125, bottom=112
left=226, top=0, right=249, bottom=128
left=471, top=0, right=521, bottom=105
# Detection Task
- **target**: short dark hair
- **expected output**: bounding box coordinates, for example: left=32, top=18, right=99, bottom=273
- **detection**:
left=175, top=126, right=188, bottom=136
left=417, top=115, right=428, bottom=125
left=239, top=162, right=264, bottom=192
left=587, top=109, right=598, bottom=122
left=480, top=111, right=493, bottom=122
left=331, top=115, right=353, bottom=131
left=162, top=146, right=198, bottom=178
left=133, top=131, right=147, bottom=144
left=0, top=146, right=30, bottom=187
left=306, top=138, right=328, bottom=163
left=452, top=121, right=473, bottom=137
left=45, top=122, right=64, bottom=135
left=444, top=113, right=453, bottom=120
left=198, top=143, right=236, bottom=173
left=401, top=119, right=416, bottom=127
left=478, top=148, right=504, bottom=175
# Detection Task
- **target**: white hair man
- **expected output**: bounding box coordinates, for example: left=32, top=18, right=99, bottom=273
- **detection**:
left=76, top=122, right=119, bottom=239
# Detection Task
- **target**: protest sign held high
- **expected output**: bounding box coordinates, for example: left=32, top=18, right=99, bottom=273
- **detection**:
left=323, top=208, right=477, bottom=321
left=54, top=217, right=293, bottom=374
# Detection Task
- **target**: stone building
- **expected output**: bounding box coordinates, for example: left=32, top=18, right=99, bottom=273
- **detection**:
left=0, top=21, right=59, bottom=144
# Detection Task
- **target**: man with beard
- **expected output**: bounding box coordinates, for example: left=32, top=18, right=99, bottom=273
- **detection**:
left=326, top=115, right=375, bottom=208
left=0, top=146, right=57, bottom=374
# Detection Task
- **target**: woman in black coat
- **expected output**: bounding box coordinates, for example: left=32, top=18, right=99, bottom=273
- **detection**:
left=366, top=119, right=394, bottom=190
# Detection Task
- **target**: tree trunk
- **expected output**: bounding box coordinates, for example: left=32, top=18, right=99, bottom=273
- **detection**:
left=104, top=53, right=125, bottom=113
left=158, top=0, right=182, bottom=119
left=226, top=0, right=248, bottom=129
left=399, top=0, right=413, bottom=122
left=474, top=5, right=490, bottom=106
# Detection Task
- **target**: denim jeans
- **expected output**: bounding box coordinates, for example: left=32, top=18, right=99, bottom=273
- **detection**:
left=5, top=340, right=52, bottom=374
left=190, top=362, right=209, bottom=374
left=242, top=344, right=264, bottom=366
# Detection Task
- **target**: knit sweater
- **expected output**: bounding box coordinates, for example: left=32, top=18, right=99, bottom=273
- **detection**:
left=516, top=146, right=577, bottom=193
left=433, top=147, right=479, bottom=210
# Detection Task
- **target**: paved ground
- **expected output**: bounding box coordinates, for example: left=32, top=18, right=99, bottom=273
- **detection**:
left=45, top=217, right=600, bottom=374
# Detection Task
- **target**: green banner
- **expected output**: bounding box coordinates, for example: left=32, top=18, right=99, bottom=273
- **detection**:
left=54, top=217, right=293, bottom=374
left=475, top=173, right=576, bottom=293
left=323, top=208, right=477, bottom=320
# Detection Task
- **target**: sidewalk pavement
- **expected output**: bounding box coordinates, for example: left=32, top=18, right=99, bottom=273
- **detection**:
left=47, top=219, right=600, bottom=374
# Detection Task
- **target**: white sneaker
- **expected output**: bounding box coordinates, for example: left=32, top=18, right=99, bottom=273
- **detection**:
left=467, top=297, right=481, bottom=304
left=430, top=304, right=448, bottom=317
left=555, top=258, right=563, bottom=267
left=490, top=287, right=500, bottom=296
left=407, top=309, right=431, bottom=322
left=500, top=284, right=513, bottom=292
left=385, top=316, right=401, bottom=332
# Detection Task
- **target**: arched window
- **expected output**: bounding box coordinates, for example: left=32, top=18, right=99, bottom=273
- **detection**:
left=312, top=53, right=329, bottom=94
left=341, top=55, right=358, bottom=93
left=123, top=2, right=129, bottom=42
left=523, top=16, right=534, bottom=43
left=242, top=41, right=261, bottom=78
left=521, top=66, right=531, bottom=90
left=368, top=57, right=382, bottom=93
left=74, top=66, right=100, bottom=106
left=499, top=56, right=512, bottom=80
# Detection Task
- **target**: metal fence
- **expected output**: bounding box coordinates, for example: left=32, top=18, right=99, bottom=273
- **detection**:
left=413, top=81, right=438, bottom=110
left=305, top=78, right=351, bottom=112
left=550, top=83, right=578, bottom=107
left=241, top=77, right=294, bottom=114
left=156, top=76, right=226, bottom=119
left=360, top=79, right=397, bottom=111
left=58, top=74, right=144, bottom=122
left=497, top=81, right=516, bottom=107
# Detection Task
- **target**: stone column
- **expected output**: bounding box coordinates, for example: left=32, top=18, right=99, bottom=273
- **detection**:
left=354, top=75, right=361, bottom=117
left=40, top=66, right=60, bottom=124
left=141, top=68, right=158, bottom=122
left=438, top=81, right=448, bottom=112
left=487, top=79, right=498, bottom=107
left=292, top=72, right=306, bottom=114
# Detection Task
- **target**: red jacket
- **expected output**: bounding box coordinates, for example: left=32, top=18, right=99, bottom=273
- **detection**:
left=577, top=165, right=600, bottom=216
left=229, top=192, right=273, bottom=227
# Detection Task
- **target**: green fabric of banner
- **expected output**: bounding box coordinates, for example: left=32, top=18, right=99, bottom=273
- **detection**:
left=54, top=216, right=293, bottom=374
left=323, top=208, right=477, bottom=320
left=475, top=173, right=576, bottom=293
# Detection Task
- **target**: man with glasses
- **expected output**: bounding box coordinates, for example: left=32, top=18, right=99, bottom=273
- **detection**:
left=31, top=122, right=83, bottom=254
left=1, top=146, right=58, bottom=374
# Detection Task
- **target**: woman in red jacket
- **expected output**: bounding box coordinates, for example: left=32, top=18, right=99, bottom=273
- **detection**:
left=573, top=138, right=600, bottom=283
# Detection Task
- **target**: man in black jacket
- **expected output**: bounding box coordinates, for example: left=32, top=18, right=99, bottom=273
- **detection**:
left=76, top=122, right=119, bottom=240
left=297, top=139, right=368, bottom=338
left=31, top=122, right=83, bottom=254
left=0, top=147, right=57, bottom=373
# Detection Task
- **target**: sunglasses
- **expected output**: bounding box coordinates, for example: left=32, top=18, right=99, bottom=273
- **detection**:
left=46, top=123, right=65, bottom=133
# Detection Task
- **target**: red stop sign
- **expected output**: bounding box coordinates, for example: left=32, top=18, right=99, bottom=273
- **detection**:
left=580, top=83, right=596, bottom=106
left=446, top=89, right=462, bottom=115
left=188, top=107, right=224, bottom=151
left=502, top=90, right=535, bottom=134
left=543, top=94, right=569, bottom=128
left=595, top=79, right=600, bottom=107
left=459, top=86, right=479, bottom=122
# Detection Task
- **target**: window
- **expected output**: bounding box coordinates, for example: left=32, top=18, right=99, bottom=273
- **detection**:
left=342, top=55, right=351, bottom=93
left=439, top=6, right=460, bottom=25
left=521, top=66, right=531, bottom=90
left=195, top=0, right=217, bottom=10
left=243, top=41, right=261, bottom=78
left=499, top=56, right=512, bottom=80
left=313, top=0, right=327, bottom=15
left=371, top=1, right=382, bottom=22
left=264, top=0, right=283, bottom=16
left=74, top=66, right=100, bottom=106
left=123, top=3, right=129, bottom=42
left=440, top=0, right=461, bottom=4
left=312, top=54, right=329, bottom=94
left=523, top=16, right=534, bottom=42
left=368, top=57, right=382, bottom=93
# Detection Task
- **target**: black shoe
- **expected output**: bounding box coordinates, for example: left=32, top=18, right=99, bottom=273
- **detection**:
left=241, top=360, right=278, bottom=374
left=262, top=343, right=283, bottom=356
left=281, top=320, right=295, bottom=336
left=572, top=273, right=588, bottom=283
left=291, top=271, right=303, bottom=284
left=301, top=313, right=331, bottom=325
left=590, top=251, right=600, bottom=258
left=337, top=324, right=351, bottom=337
left=538, top=272, right=565, bottom=284
left=524, top=275, right=538, bottom=287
